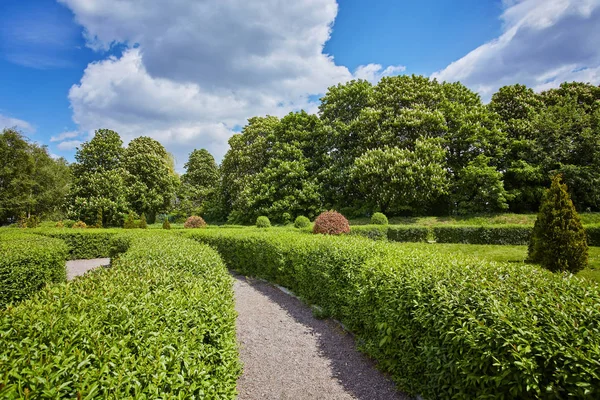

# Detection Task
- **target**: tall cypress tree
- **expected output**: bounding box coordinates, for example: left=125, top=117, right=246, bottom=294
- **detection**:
left=528, top=174, right=588, bottom=273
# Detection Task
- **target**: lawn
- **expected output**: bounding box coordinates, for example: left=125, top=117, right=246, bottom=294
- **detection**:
left=395, top=242, right=600, bottom=284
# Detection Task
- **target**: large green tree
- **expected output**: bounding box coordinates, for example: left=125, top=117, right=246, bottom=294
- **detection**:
left=177, top=149, right=222, bottom=220
left=123, top=136, right=178, bottom=222
left=351, top=138, right=449, bottom=214
left=69, top=129, right=130, bottom=226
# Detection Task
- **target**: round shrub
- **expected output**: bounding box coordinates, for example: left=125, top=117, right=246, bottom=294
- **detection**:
left=371, top=212, right=388, bottom=225
left=55, top=221, right=65, bottom=228
left=294, top=215, right=311, bottom=229
left=72, top=221, right=87, bottom=229
left=313, top=210, right=350, bottom=235
left=184, top=216, right=207, bottom=229
left=256, top=216, right=271, bottom=228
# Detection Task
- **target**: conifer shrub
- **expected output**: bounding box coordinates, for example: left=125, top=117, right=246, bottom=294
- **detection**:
left=370, top=212, right=388, bottom=225
left=139, top=213, right=148, bottom=229
left=256, top=216, right=271, bottom=228
left=294, top=215, right=311, bottom=229
left=162, top=219, right=171, bottom=230
left=184, top=215, right=207, bottom=229
left=123, top=212, right=136, bottom=229
left=528, top=174, right=588, bottom=273
left=72, top=221, right=87, bottom=229
left=312, top=210, right=350, bottom=235
left=94, top=209, right=103, bottom=228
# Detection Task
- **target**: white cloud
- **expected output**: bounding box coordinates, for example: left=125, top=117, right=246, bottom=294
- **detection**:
left=432, top=0, right=600, bottom=100
left=59, top=0, right=403, bottom=168
left=50, top=130, right=80, bottom=142
left=353, top=64, right=406, bottom=84
left=0, top=113, right=35, bottom=133
left=56, top=140, right=82, bottom=151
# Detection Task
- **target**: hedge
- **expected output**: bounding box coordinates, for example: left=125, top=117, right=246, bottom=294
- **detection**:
left=349, top=225, right=389, bottom=241
left=186, top=229, right=600, bottom=398
left=0, top=233, right=68, bottom=307
left=387, top=226, right=430, bottom=242
left=0, top=233, right=240, bottom=398
left=36, top=229, right=119, bottom=259
left=432, top=225, right=532, bottom=245
left=587, top=224, right=600, bottom=247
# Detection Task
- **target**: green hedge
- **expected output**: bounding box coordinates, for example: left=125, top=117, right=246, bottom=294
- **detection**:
left=0, top=233, right=68, bottom=307
left=37, top=229, right=118, bottom=259
left=349, top=225, right=389, bottom=241
left=0, top=233, right=240, bottom=398
left=387, top=226, right=430, bottom=242
left=186, top=229, right=600, bottom=398
left=433, top=225, right=532, bottom=245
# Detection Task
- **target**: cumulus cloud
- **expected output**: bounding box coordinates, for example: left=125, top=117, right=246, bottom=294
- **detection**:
left=58, top=0, right=403, bottom=168
left=432, top=0, right=600, bottom=99
left=56, top=140, right=82, bottom=151
left=50, top=130, right=80, bottom=142
left=0, top=113, right=35, bottom=133
left=354, top=64, right=407, bottom=84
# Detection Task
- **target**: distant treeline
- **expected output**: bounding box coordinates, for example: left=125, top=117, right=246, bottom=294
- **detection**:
left=2, top=76, right=599, bottom=225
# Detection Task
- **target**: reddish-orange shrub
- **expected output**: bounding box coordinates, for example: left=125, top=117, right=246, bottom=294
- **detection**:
left=184, top=216, right=207, bottom=229
left=312, top=210, right=350, bottom=235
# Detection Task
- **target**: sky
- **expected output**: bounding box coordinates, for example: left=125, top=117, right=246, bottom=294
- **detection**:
left=1, top=0, right=599, bottom=170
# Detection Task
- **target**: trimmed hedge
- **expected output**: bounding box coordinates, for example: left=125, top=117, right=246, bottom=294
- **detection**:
left=37, top=229, right=118, bottom=259
left=0, top=233, right=240, bottom=398
left=350, top=225, right=389, bottom=241
left=387, top=226, right=430, bottom=242
left=587, top=224, right=600, bottom=247
left=433, top=225, right=532, bottom=245
left=0, top=233, right=68, bottom=307
left=187, top=229, right=600, bottom=398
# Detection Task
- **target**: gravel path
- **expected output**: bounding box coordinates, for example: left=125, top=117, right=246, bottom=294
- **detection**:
left=233, top=274, right=408, bottom=400
left=66, top=258, right=110, bottom=280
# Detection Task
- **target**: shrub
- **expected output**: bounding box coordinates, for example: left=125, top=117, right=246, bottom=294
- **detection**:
left=586, top=224, right=600, bottom=247
left=0, top=234, right=68, bottom=307
left=282, top=212, right=292, bottom=225
left=528, top=174, right=588, bottom=273
left=94, top=209, right=103, bottom=228
left=433, top=225, right=531, bottom=245
left=40, top=230, right=117, bottom=259
left=349, top=225, right=388, bottom=241
left=294, top=215, right=311, bottom=229
left=387, top=226, right=430, bottom=242
left=370, top=212, right=388, bottom=225
left=162, top=219, right=171, bottom=230
left=139, top=213, right=148, bottom=229
left=184, top=215, right=207, bottom=229
left=313, top=210, right=350, bottom=235
left=123, top=212, right=136, bottom=229
left=71, top=220, right=87, bottom=229
left=188, top=229, right=600, bottom=398
left=256, top=216, right=271, bottom=228
left=55, top=221, right=65, bottom=228
left=0, top=234, right=240, bottom=397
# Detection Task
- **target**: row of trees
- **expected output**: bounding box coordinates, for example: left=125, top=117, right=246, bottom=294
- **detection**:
left=2, top=76, right=599, bottom=226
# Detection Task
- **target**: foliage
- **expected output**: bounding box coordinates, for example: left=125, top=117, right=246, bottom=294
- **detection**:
left=294, top=215, right=311, bottom=229
left=387, top=226, right=430, bottom=242
left=40, top=230, right=118, bottom=259
left=452, top=155, right=510, bottom=214
left=0, top=129, right=71, bottom=224
left=313, top=210, right=350, bottom=235
left=370, top=212, right=388, bottom=225
left=71, top=220, right=87, bottom=229
left=349, top=225, right=388, bottom=241
left=184, top=215, right=207, bottom=229
left=162, top=218, right=171, bottom=230
left=177, top=149, right=222, bottom=221
left=93, top=208, right=103, bottom=228
left=139, top=213, right=148, bottom=229
left=123, top=212, right=136, bottom=229
left=529, top=175, right=588, bottom=273
left=0, top=233, right=68, bottom=307
left=433, top=225, right=532, bottom=245
left=256, top=216, right=271, bottom=228
left=352, top=139, right=448, bottom=213
left=0, top=234, right=240, bottom=398
left=188, top=229, right=600, bottom=398
left=55, top=221, right=64, bottom=228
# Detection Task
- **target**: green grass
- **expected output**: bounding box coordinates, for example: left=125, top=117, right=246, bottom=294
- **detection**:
left=394, top=242, right=600, bottom=284
left=349, top=213, right=600, bottom=226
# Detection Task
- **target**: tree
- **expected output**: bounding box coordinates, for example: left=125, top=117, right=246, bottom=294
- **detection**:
left=351, top=139, right=449, bottom=214
left=123, top=136, right=178, bottom=223
left=177, top=149, right=221, bottom=219
left=528, top=175, right=588, bottom=273
left=452, top=155, right=510, bottom=214
left=69, top=129, right=130, bottom=226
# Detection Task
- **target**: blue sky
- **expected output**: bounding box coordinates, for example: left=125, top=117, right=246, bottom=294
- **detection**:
left=1, top=0, right=599, bottom=168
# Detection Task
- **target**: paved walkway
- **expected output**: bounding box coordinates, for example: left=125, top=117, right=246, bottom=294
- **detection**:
left=233, top=274, right=407, bottom=399
left=66, top=258, right=110, bottom=280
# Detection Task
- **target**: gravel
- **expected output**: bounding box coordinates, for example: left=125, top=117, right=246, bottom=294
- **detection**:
left=66, top=258, right=110, bottom=280
left=233, top=274, right=408, bottom=400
